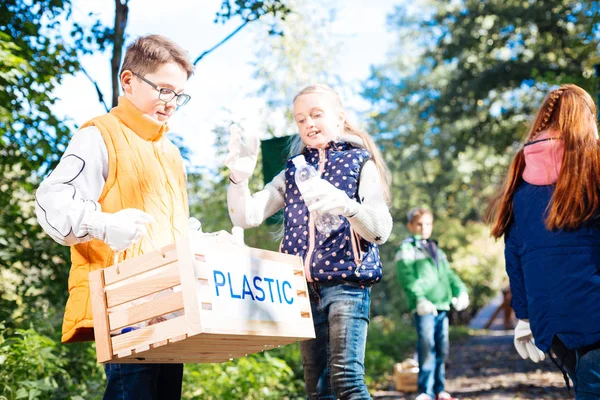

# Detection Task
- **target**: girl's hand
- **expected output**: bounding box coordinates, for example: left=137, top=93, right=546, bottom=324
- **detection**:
left=302, top=179, right=359, bottom=217
left=224, top=124, right=260, bottom=183
left=514, top=319, right=545, bottom=362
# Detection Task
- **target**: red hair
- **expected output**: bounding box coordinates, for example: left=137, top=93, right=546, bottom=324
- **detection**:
left=487, top=84, right=599, bottom=238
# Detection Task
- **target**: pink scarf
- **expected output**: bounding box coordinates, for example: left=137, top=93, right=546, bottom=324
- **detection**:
left=522, top=131, right=564, bottom=185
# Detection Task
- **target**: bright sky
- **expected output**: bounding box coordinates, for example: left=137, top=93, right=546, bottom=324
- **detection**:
left=52, top=0, right=400, bottom=169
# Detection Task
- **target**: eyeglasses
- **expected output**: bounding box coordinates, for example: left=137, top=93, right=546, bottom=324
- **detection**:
left=132, top=72, right=191, bottom=107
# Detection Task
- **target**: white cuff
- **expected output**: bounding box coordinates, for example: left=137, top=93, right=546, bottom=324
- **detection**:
left=81, top=211, right=106, bottom=241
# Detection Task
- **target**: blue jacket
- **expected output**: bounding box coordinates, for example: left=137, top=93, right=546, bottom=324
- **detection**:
left=506, top=182, right=600, bottom=352
left=280, top=140, right=383, bottom=285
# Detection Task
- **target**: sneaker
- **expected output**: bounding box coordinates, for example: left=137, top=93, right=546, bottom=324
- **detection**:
left=436, top=392, right=459, bottom=400
left=415, top=394, right=432, bottom=400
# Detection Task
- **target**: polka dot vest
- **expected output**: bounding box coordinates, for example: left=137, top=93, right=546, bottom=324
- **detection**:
left=280, top=140, right=383, bottom=285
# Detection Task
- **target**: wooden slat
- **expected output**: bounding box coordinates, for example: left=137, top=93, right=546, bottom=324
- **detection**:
left=293, top=275, right=306, bottom=291
left=196, top=284, right=213, bottom=304
left=198, top=315, right=315, bottom=339
left=169, top=334, right=187, bottom=343
left=135, top=344, right=150, bottom=354
left=176, top=239, right=203, bottom=335
left=104, top=243, right=179, bottom=285
left=117, top=349, right=133, bottom=358
left=106, top=262, right=181, bottom=308
left=112, top=332, right=306, bottom=363
left=108, top=291, right=184, bottom=331
left=193, top=261, right=211, bottom=280
left=193, top=238, right=303, bottom=272
left=89, top=269, right=113, bottom=363
left=151, top=339, right=169, bottom=348
left=298, top=298, right=311, bottom=316
left=111, top=315, right=188, bottom=354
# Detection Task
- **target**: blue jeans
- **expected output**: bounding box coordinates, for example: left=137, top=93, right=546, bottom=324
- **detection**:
left=299, top=283, right=371, bottom=400
left=103, top=363, right=183, bottom=400
left=552, top=337, right=600, bottom=399
left=414, top=311, right=449, bottom=398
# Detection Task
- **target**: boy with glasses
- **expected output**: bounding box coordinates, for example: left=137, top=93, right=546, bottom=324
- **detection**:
left=35, top=34, right=195, bottom=399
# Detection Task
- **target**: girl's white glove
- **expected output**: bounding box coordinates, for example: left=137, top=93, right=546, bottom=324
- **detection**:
left=452, top=292, right=470, bottom=311
left=224, top=124, right=260, bottom=184
left=416, top=298, right=438, bottom=316
left=301, top=179, right=359, bottom=217
left=84, top=208, right=154, bottom=252
left=188, top=217, right=203, bottom=233
left=514, top=319, right=545, bottom=363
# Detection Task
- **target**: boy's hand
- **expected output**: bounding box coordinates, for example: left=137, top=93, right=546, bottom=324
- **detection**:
left=514, top=319, right=545, bottom=363
left=452, top=292, right=470, bottom=311
left=225, top=124, right=259, bottom=183
left=302, top=179, right=359, bottom=217
left=85, top=209, right=153, bottom=252
left=416, top=299, right=438, bottom=316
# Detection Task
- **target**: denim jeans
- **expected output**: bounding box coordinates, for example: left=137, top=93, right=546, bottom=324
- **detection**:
left=299, top=282, right=372, bottom=400
left=414, top=311, right=449, bottom=398
left=103, top=363, right=183, bottom=400
left=551, top=336, right=600, bottom=400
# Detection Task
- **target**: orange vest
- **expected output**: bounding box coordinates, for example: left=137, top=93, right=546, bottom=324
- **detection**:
left=62, top=97, right=189, bottom=343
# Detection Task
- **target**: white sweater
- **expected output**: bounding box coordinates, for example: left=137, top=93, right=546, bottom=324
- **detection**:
left=227, top=143, right=393, bottom=245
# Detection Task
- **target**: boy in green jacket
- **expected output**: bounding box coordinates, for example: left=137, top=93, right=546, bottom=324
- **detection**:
left=395, top=208, right=469, bottom=400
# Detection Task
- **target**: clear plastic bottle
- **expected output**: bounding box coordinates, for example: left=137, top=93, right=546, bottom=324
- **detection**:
left=292, top=155, right=343, bottom=234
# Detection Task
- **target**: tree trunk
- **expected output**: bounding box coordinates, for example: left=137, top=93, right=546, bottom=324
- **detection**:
left=111, top=0, right=129, bottom=108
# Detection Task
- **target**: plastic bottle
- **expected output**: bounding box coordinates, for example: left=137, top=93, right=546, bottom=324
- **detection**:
left=292, top=155, right=343, bottom=234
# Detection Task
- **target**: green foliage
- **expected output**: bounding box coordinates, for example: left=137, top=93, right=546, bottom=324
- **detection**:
left=0, top=0, right=75, bottom=335
left=216, top=0, right=292, bottom=25
left=250, top=0, right=341, bottom=131
left=364, top=316, right=471, bottom=390
left=364, top=0, right=600, bottom=317
left=364, top=316, right=417, bottom=389
left=2, top=0, right=597, bottom=397
left=188, top=121, right=283, bottom=250
left=0, top=324, right=103, bottom=400
left=448, top=221, right=506, bottom=311
left=183, top=352, right=301, bottom=399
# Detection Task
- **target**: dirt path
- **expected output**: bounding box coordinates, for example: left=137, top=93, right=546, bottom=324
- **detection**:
left=374, top=332, right=572, bottom=400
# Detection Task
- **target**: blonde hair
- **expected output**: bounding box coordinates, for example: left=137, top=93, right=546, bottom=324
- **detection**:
left=290, top=84, right=392, bottom=204
left=120, top=34, right=194, bottom=79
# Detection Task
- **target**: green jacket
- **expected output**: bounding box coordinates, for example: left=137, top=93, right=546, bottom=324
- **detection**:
left=395, top=235, right=467, bottom=312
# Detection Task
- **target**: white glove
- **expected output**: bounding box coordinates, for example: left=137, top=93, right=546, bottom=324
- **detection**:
left=231, top=226, right=245, bottom=246
left=416, top=299, right=438, bottom=316
left=84, top=209, right=154, bottom=252
left=301, top=179, right=359, bottom=217
left=452, top=292, right=470, bottom=312
left=514, top=319, right=545, bottom=363
left=188, top=217, right=203, bottom=233
left=224, top=124, right=259, bottom=183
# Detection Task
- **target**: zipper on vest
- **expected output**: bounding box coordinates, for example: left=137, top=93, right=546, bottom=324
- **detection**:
left=350, top=227, right=363, bottom=277
left=303, top=148, right=328, bottom=282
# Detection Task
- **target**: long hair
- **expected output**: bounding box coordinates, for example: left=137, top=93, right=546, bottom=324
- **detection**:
left=289, top=84, right=392, bottom=204
left=487, top=84, right=599, bottom=238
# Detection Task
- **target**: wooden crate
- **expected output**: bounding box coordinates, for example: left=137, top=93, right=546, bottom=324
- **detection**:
left=89, top=234, right=315, bottom=364
left=393, top=359, right=419, bottom=392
